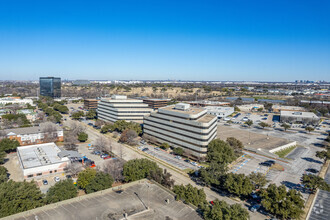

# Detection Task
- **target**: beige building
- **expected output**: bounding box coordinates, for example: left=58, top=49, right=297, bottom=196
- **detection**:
left=143, top=103, right=217, bottom=158
left=97, top=95, right=152, bottom=123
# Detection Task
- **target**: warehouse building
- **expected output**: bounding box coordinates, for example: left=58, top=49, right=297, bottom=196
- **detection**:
left=17, top=143, right=70, bottom=179
left=205, top=106, right=234, bottom=119
left=97, top=95, right=152, bottom=123
left=143, top=103, right=217, bottom=158
left=280, top=111, right=320, bottom=125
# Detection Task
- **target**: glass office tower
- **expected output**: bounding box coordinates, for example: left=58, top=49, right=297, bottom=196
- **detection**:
left=39, top=77, right=61, bottom=98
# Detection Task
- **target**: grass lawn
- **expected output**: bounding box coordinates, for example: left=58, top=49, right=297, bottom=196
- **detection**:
left=275, top=145, right=296, bottom=158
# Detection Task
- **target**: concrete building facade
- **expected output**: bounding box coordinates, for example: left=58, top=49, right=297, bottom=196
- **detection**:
left=143, top=98, right=170, bottom=109
left=17, top=143, right=70, bottom=179
left=280, top=111, right=320, bottom=125
left=205, top=106, right=234, bottom=119
left=97, top=95, right=152, bottom=123
left=84, top=99, right=98, bottom=110
left=143, top=103, right=217, bottom=158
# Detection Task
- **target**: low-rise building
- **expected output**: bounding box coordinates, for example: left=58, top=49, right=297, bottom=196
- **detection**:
left=280, top=111, right=320, bottom=125
left=272, top=105, right=306, bottom=113
left=143, top=103, right=217, bottom=158
left=17, top=143, right=70, bottom=179
left=143, top=98, right=170, bottom=109
left=84, top=99, right=98, bottom=110
left=2, top=125, right=64, bottom=145
left=17, top=109, right=37, bottom=122
left=97, top=95, right=152, bottom=123
left=188, top=101, right=230, bottom=107
left=205, top=106, right=234, bottom=119
left=0, top=97, right=34, bottom=106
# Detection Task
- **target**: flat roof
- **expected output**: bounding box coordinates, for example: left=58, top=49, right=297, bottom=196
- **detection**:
left=161, top=105, right=206, bottom=115
left=197, top=114, right=217, bottom=123
left=17, top=143, right=66, bottom=169
left=4, top=124, right=62, bottom=136
left=280, top=110, right=319, bottom=118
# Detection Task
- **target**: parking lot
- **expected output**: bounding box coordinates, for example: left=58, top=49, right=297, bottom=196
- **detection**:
left=140, top=146, right=198, bottom=170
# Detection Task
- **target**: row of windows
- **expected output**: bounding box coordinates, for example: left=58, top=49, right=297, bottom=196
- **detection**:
left=27, top=170, right=58, bottom=178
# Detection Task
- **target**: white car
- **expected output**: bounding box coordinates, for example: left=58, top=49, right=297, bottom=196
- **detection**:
left=54, top=177, right=60, bottom=182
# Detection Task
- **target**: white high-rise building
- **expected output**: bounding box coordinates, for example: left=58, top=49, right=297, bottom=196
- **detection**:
left=97, top=95, right=152, bottom=123
left=143, top=103, right=217, bottom=158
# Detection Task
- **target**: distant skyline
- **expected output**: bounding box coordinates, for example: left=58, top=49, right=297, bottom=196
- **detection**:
left=0, top=0, right=329, bottom=81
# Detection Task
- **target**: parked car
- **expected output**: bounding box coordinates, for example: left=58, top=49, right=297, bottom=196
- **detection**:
left=250, top=204, right=260, bottom=212
left=103, top=155, right=111, bottom=160
left=88, top=146, right=94, bottom=150
left=191, top=161, right=198, bottom=166
left=184, top=159, right=190, bottom=163
left=92, top=151, right=101, bottom=155
left=88, top=123, right=93, bottom=126
left=142, top=148, right=149, bottom=152
left=54, top=177, right=60, bottom=182
left=137, top=146, right=144, bottom=150
left=259, top=162, right=272, bottom=167
left=175, top=156, right=182, bottom=159
left=265, top=160, right=275, bottom=165
left=155, top=147, right=160, bottom=151
left=100, top=154, right=109, bottom=158
left=43, top=180, right=48, bottom=185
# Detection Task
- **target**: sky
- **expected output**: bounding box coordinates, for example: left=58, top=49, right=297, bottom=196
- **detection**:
left=0, top=0, right=329, bottom=82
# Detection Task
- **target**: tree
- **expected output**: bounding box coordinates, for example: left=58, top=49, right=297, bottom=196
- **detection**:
left=302, top=174, right=330, bottom=192
left=148, top=168, right=175, bottom=189
left=78, top=132, right=88, bottom=142
left=257, top=107, right=264, bottom=112
left=245, top=120, right=253, bottom=128
left=0, top=138, right=20, bottom=153
left=119, top=129, right=138, bottom=145
left=258, top=122, right=270, bottom=129
left=142, top=133, right=157, bottom=144
left=46, top=179, right=77, bottom=203
left=207, top=139, right=236, bottom=164
left=160, top=142, right=170, bottom=150
left=0, top=166, right=8, bottom=183
left=102, top=158, right=125, bottom=182
left=259, top=184, right=304, bottom=219
left=234, top=106, right=240, bottom=112
left=226, top=137, right=244, bottom=156
left=223, top=173, right=253, bottom=197
left=41, top=122, right=58, bottom=142
left=64, top=162, right=83, bottom=177
left=64, top=131, right=78, bottom=150
left=202, top=200, right=249, bottom=220
left=249, top=172, right=268, bottom=189
left=281, top=123, right=291, bottom=131
left=72, top=111, right=84, bottom=120
left=0, top=180, right=45, bottom=218
left=123, top=158, right=161, bottom=182
left=77, top=168, right=97, bottom=190
left=264, top=103, right=273, bottom=112
left=173, top=147, right=184, bottom=155
left=305, top=126, right=315, bottom=133
left=70, top=121, right=86, bottom=136
left=0, top=151, right=6, bottom=164
left=173, top=184, right=206, bottom=207
left=200, top=162, right=227, bottom=187
left=94, top=136, right=109, bottom=153
left=316, top=150, right=330, bottom=164
left=85, top=109, right=96, bottom=119
left=85, top=172, right=114, bottom=194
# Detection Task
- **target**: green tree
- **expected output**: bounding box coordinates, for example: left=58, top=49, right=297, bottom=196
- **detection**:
left=302, top=174, right=330, bottom=192
left=0, top=151, right=6, bottom=164
left=305, top=126, right=315, bottom=133
left=72, top=111, right=84, bottom=120
left=234, top=106, right=240, bottom=112
left=0, top=166, right=8, bottom=183
left=257, top=107, right=264, bottom=112
left=160, top=142, right=170, bottom=150
left=223, top=173, right=253, bottom=197
left=245, top=120, right=253, bottom=128
left=316, top=150, right=330, bottom=164
left=85, top=109, right=96, bottom=119
left=77, top=168, right=97, bottom=189
left=172, top=147, right=184, bottom=155
left=123, top=158, right=161, bottom=182
left=200, top=162, right=227, bottom=187
left=173, top=184, right=206, bottom=207
left=258, top=122, right=269, bottom=129
left=226, top=137, right=244, bottom=156
left=46, top=179, right=77, bottom=203
left=281, top=123, right=291, bottom=131
left=248, top=172, right=268, bottom=189
left=0, top=180, right=45, bottom=218
left=259, top=184, right=304, bottom=219
left=78, top=132, right=88, bottom=142
left=85, top=172, right=114, bottom=194
left=0, top=138, right=20, bottom=153
left=207, top=139, right=236, bottom=164
left=203, top=200, right=249, bottom=220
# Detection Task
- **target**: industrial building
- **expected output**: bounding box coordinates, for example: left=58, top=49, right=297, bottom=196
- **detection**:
left=143, top=103, right=217, bottom=158
left=188, top=100, right=230, bottom=107
left=17, top=143, right=70, bottom=179
left=205, top=106, right=234, bottom=119
left=280, top=111, right=320, bottom=125
left=97, top=95, right=152, bottom=123
left=143, top=98, right=170, bottom=109
left=39, top=77, right=61, bottom=98
left=84, top=99, right=98, bottom=110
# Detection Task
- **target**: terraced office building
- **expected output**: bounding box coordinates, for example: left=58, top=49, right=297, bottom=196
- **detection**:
left=143, top=103, right=217, bottom=158
left=97, top=95, right=152, bottom=123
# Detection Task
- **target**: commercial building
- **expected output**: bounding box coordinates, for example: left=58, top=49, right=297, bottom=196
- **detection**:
left=72, top=80, right=91, bottom=86
left=17, top=143, right=69, bottom=179
left=143, top=103, right=217, bottom=158
left=280, top=111, right=320, bottom=125
left=17, top=109, right=37, bottom=122
left=2, top=125, right=64, bottom=145
left=188, top=100, right=230, bottom=107
left=205, top=106, right=234, bottom=119
left=272, top=105, right=306, bottom=113
left=97, top=95, right=152, bottom=123
left=39, top=77, right=61, bottom=98
left=84, top=99, right=98, bottom=110
left=0, top=97, right=34, bottom=106
left=143, top=98, right=170, bottom=109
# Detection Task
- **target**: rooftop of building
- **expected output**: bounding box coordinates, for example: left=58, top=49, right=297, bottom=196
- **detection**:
left=161, top=103, right=206, bottom=115
left=143, top=98, right=171, bottom=101
left=17, top=143, right=68, bottom=169
left=4, top=124, right=62, bottom=136
left=197, top=113, right=217, bottom=123
left=280, top=110, right=319, bottom=118
left=189, top=100, right=230, bottom=105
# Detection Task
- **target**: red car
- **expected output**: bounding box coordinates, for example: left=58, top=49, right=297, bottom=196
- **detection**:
left=103, top=156, right=111, bottom=160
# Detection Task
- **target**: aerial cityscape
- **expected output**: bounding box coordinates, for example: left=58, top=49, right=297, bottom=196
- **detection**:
left=0, top=1, right=329, bottom=220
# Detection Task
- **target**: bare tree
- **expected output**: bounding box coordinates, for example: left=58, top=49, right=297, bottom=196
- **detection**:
left=94, top=136, right=109, bottom=153
left=1, top=119, right=11, bottom=129
left=41, top=122, right=58, bottom=142
left=16, top=117, right=24, bottom=127
left=64, top=131, right=78, bottom=150
left=102, top=159, right=125, bottom=182
left=64, top=162, right=83, bottom=177
left=95, top=120, right=106, bottom=128
left=70, top=121, right=86, bottom=136
left=0, top=130, right=7, bottom=139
